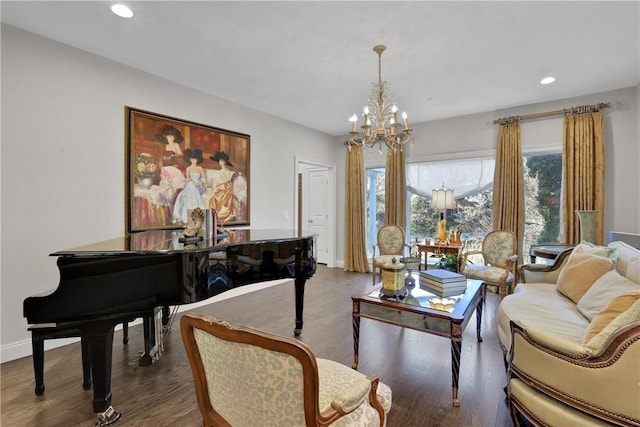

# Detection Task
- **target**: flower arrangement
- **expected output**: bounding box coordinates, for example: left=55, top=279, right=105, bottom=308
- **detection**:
left=430, top=252, right=459, bottom=272
left=134, top=153, right=160, bottom=180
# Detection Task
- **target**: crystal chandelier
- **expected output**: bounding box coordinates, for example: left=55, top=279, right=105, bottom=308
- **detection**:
left=346, top=45, right=413, bottom=152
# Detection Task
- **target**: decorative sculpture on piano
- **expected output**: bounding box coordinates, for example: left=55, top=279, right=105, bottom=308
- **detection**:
left=183, top=207, right=205, bottom=238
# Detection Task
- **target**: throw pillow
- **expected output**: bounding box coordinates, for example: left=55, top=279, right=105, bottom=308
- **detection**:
left=572, top=242, right=618, bottom=261
left=582, top=292, right=640, bottom=344
left=577, top=269, right=640, bottom=320
left=626, top=256, right=640, bottom=283
left=556, top=251, right=615, bottom=303
left=607, top=241, right=638, bottom=277
left=584, top=297, right=640, bottom=354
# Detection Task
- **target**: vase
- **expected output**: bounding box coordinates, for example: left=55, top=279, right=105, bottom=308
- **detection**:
left=137, top=177, right=154, bottom=190
left=575, top=210, right=598, bottom=244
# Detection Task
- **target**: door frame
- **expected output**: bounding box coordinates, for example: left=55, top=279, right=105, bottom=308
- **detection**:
left=294, top=156, right=336, bottom=268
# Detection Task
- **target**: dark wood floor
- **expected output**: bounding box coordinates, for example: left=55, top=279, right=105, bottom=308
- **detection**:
left=1, top=266, right=512, bottom=426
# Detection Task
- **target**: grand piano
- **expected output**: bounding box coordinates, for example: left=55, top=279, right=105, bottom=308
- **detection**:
left=23, top=229, right=316, bottom=426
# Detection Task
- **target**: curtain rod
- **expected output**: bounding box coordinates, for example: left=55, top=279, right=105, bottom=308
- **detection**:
left=493, top=102, right=611, bottom=125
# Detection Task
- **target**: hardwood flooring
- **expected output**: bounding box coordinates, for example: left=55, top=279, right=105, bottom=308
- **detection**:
left=1, top=266, right=512, bottom=426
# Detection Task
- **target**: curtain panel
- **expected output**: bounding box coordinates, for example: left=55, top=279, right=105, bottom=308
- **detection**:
left=560, top=112, right=605, bottom=245
left=344, top=146, right=370, bottom=273
left=493, top=123, right=525, bottom=262
left=384, top=149, right=406, bottom=230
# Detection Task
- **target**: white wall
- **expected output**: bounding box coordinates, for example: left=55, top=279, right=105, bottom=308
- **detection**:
left=0, top=24, right=338, bottom=362
left=335, top=85, right=639, bottom=263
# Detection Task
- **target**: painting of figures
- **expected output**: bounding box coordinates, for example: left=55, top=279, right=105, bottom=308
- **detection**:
left=126, top=107, right=250, bottom=232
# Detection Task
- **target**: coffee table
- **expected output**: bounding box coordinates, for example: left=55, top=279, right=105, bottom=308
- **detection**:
left=351, top=279, right=483, bottom=406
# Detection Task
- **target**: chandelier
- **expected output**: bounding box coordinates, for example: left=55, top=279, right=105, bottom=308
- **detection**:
left=346, top=45, right=413, bottom=152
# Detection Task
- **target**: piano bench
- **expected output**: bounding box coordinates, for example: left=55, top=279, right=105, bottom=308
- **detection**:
left=28, top=321, right=130, bottom=396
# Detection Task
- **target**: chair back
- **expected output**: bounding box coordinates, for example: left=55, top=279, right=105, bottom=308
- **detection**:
left=376, top=225, right=407, bottom=256
left=481, top=230, right=517, bottom=268
left=181, top=313, right=319, bottom=427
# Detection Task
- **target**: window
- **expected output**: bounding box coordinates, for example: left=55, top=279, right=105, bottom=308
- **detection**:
left=407, top=157, right=495, bottom=252
left=523, top=153, right=562, bottom=248
left=366, top=152, right=562, bottom=257
left=365, top=167, right=385, bottom=255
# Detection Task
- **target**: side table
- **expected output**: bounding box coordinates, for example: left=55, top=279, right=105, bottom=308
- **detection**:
left=529, top=244, right=574, bottom=263
left=416, top=243, right=462, bottom=271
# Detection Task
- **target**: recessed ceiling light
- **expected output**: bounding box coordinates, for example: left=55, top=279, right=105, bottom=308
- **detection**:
left=540, top=76, right=556, bottom=85
left=111, top=4, right=133, bottom=19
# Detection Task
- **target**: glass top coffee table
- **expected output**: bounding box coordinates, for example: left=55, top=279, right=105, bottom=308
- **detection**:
left=351, top=278, right=484, bottom=406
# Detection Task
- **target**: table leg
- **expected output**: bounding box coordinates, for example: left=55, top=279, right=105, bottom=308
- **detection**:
left=352, top=300, right=360, bottom=369
left=451, top=339, right=461, bottom=407
left=476, top=297, right=483, bottom=342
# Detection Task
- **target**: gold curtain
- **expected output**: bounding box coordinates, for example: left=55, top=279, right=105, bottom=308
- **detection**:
left=493, top=123, right=525, bottom=262
left=384, top=149, right=406, bottom=230
left=344, top=145, right=370, bottom=272
left=560, top=112, right=605, bottom=245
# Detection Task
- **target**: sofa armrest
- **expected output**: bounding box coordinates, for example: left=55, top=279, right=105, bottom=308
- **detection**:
left=523, top=326, right=588, bottom=357
left=508, top=320, right=640, bottom=425
left=519, top=248, right=573, bottom=284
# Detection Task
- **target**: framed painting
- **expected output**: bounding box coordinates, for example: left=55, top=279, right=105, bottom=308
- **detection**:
left=125, top=107, right=250, bottom=232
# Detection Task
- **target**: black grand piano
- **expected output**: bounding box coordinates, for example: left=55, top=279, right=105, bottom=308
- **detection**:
left=23, top=229, right=316, bottom=426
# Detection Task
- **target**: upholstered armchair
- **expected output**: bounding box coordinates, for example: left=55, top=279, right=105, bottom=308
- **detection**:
left=372, top=225, right=410, bottom=286
left=460, top=230, right=517, bottom=300
left=181, top=312, right=392, bottom=427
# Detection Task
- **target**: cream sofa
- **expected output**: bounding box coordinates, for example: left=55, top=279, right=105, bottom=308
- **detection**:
left=497, top=241, right=640, bottom=426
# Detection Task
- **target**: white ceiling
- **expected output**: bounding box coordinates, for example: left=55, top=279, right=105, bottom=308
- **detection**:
left=2, top=1, right=638, bottom=136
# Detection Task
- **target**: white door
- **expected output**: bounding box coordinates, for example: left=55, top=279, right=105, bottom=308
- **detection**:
left=308, top=168, right=329, bottom=264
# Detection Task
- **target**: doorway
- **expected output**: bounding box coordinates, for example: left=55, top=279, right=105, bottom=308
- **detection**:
left=295, top=158, right=335, bottom=267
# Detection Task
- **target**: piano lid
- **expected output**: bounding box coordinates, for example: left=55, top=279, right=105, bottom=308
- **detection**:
left=51, top=229, right=317, bottom=257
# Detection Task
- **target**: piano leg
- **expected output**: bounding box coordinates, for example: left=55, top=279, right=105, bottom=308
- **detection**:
left=293, top=272, right=307, bottom=336
left=140, top=315, right=155, bottom=366
left=80, top=338, right=92, bottom=390
left=83, top=323, right=122, bottom=426
left=139, top=308, right=163, bottom=366
left=122, top=322, right=129, bottom=345
left=30, top=334, right=45, bottom=395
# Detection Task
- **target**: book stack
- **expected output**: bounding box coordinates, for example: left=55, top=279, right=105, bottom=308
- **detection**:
left=419, top=269, right=467, bottom=297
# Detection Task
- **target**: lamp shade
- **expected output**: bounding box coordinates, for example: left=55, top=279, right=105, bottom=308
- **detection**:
left=430, top=188, right=456, bottom=210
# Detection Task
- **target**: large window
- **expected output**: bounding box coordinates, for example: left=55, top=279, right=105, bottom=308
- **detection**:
left=366, top=152, right=562, bottom=256
left=365, top=167, right=385, bottom=255
left=407, top=157, right=495, bottom=252
left=523, top=153, right=562, bottom=248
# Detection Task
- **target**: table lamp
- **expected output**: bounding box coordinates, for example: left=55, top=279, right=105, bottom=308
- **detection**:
left=431, top=183, right=456, bottom=244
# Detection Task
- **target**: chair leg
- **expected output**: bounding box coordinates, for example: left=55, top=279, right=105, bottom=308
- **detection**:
left=372, top=264, right=377, bottom=286
left=498, top=284, right=508, bottom=300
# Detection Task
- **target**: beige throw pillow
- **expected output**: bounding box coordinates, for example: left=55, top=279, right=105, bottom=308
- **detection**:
left=626, top=256, right=640, bottom=283
left=584, top=297, right=640, bottom=354
left=572, top=243, right=618, bottom=260
left=556, top=251, right=615, bottom=303
left=577, top=269, right=640, bottom=320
